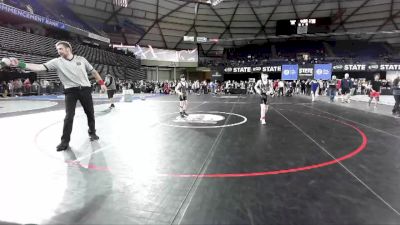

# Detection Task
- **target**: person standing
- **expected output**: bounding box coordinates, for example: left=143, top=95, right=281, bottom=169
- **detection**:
left=1, top=41, right=107, bottom=151
left=350, top=78, right=356, bottom=96
left=254, top=73, right=272, bottom=125
left=300, top=80, right=306, bottom=95
left=175, top=74, right=189, bottom=118
left=328, top=76, right=338, bottom=102
left=139, top=80, right=146, bottom=100
left=278, top=79, right=284, bottom=97
left=318, top=79, right=324, bottom=96
left=368, top=74, right=382, bottom=109
left=341, top=73, right=352, bottom=103
left=291, top=80, right=297, bottom=96
left=209, top=80, right=216, bottom=95
left=392, top=75, right=400, bottom=116
left=105, top=74, right=117, bottom=109
left=310, top=79, right=319, bottom=102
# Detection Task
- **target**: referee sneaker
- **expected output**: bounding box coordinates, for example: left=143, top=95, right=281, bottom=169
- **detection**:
left=1, top=41, right=107, bottom=151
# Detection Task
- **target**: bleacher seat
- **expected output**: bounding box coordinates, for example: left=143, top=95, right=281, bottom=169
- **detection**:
left=0, top=26, right=143, bottom=81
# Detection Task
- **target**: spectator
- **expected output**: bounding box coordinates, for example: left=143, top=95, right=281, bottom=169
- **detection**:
left=23, top=78, right=31, bottom=93
left=392, top=75, right=400, bottom=116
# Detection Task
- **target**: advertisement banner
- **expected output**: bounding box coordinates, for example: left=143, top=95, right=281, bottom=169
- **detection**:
left=0, top=3, right=66, bottom=30
left=333, top=64, right=367, bottom=71
left=0, top=3, right=110, bottom=43
left=281, top=64, right=299, bottom=80
left=223, top=66, right=281, bottom=74
left=223, top=63, right=400, bottom=74
left=299, top=64, right=314, bottom=80
left=314, top=64, right=332, bottom=80
left=262, top=66, right=281, bottom=73
left=230, top=67, right=252, bottom=73
left=343, top=64, right=367, bottom=71
left=129, top=46, right=198, bottom=63
left=379, top=64, right=400, bottom=71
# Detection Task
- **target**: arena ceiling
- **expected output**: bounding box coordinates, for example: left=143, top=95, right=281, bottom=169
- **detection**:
left=64, top=0, right=400, bottom=55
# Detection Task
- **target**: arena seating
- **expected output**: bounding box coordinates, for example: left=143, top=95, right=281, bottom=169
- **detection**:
left=275, top=41, right=326, bottom=59
left=327, top=41, right=389, bottom=60
left=225, top=44, right=272, bottom=61
left=205, top=40, right=393, bottom=68
left=0, top=26, right=145, bottom=81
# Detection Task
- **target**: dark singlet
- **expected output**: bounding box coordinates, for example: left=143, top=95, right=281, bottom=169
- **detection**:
left=260, top=80, right=270, bottom=93
left=329, top=80, right=337, bottom=88
left=371, top=80, right=381, bottom=92
left=178, top=81, right=188, bottom=96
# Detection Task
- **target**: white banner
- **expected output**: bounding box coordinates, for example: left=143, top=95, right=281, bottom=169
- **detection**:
left=129, top=45, right=198, bottom=63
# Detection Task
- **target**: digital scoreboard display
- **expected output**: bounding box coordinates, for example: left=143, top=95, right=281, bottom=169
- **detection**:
left=276, top=17, right=331, bottom=35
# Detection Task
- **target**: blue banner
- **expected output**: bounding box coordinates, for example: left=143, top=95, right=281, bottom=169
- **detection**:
left=281, top=64, right=298, bottom=80
left=314, top=64, right=332, bottom=80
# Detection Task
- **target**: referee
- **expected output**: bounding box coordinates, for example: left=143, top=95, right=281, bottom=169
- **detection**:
left=1, top=41, right=107, bottom=151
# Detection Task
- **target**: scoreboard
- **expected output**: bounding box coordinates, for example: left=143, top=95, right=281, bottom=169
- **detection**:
left=276, top=17, right=332, bottom=35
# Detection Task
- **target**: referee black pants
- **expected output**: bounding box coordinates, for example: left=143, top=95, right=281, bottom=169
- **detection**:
left=61, top=86, right=96, bottom=144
